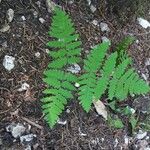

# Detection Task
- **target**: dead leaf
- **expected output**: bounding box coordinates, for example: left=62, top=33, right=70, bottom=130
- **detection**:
left=93, top=100, right=108, bottom=120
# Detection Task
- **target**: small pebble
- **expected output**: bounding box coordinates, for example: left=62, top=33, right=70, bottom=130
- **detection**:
left=35, top=52, right=40, bottom=58
left=3, top=55, right=15, bottom=71
left=21, top=16, right=26, bottom=21
left=45, top=49, right=50, bottom=54
left=67, top=64, right=81, bottom=74
left=39, top=18, right=45, bottom=24
left=17, top=83, right=30, bottom=92
left=33, top=11, right=38, bottom=18
left=46, top=0, right=56, bottom=13
left=0, top=24, right=10, bottom=32
left=90, top=5, right=96, bottom=13
left=100, top=22, right=110, bottom=32
left=6, top=123, right=26, bottom=138
left=20, top=134, right=36, bottom=145
left=136, top=130, right=147, bottom=140
left=137, top=17, right=150, bottom=29
left=86, top=0, right=91, bottom=5
left=7, top=8, right=14, bottom=22
left=92, top=20, right=99, bottom=26
left=75, top=83, right=80, bottom=87
left=66, top=109, right=70, bottom=113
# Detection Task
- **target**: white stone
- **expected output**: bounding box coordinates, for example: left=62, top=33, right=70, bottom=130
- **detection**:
left=136, top=39, right=139, bottom=44
left=45, top=49, right=50, bottom=54
left=136, top=130, right=147, bottom=140
left=142, top=73, right=148, bottom=81
left=46, top=0, right=56, bottom=13
left=100, top=22, right=110, bottom=32
left=86, top=0, right=91, bottom=5
left=6, top=123, right=26, bottom=138
left=75, top=83, right=80, bottom=88
left=130, top=108, right=136, bottom=114
left=21, top=16, right=26, bottom=21
left=57, top=119, right=67, bottom=125
left=33, top=11, right=38, bottom=18
left=3, top=55, right=15, bottom=71
left=66, top=109, right=70, bottom=113
left=101, top=138, right=104, bottom=142
left=101, top=36, right=111, bottom=45
left=68, top=0, right=74, bottom=4
left=7, top=8, right=14, bottom=22
left=0, top=24, right=10, bottom=32
left=137, top=18, right=150, bottom=29
left=17, top=83, right=30, bottom=92
left=92, top=20, right=98, bottom=26
left=35, top=52, right=40, bottom=58
left=39, top=18, right=45, bottom=24
left=67, top=64, right=81, bottom=74
left=20, top=134, right=36, bottom=144
left=90, top=5, right=96, bottom=13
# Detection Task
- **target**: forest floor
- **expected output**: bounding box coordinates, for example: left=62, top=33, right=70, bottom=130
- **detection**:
left=0, top=0, right=150, bottom=150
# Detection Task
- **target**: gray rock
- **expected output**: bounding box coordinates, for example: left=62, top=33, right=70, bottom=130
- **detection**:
left=3, top=55, right=15, bottom=71
left=39, top=18, right=45, bottom=24
left=7, top=8, right=14, bottom=22
left=136, top=130, right=147, bottom=140
left=100, top=22, right=110, bottom=32
left=67, top=64, right=81, bottom=74
left=92, top=20, right=98, bottom=26
left=46, top=0, right=56, bottom=13
left=90, top=5, right=96, bottom=13
left=6, top=123, right=26, bottom=138
left=0, top=24, right=10, bottom=32
left=86, top=0, right=91, bottom=5
left=20, top=134, right=36, bottom=145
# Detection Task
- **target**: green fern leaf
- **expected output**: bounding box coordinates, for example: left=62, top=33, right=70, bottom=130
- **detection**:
left=42, top=7, right=81, bottom=127
left=79, top=42, right=110, bottom=112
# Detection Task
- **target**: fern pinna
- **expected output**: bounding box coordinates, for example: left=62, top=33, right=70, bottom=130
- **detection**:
left=79, top=42, right=150, bottom=112
left=42, top=8, right=81, bottom=127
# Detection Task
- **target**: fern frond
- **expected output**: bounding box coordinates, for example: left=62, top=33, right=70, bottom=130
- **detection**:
left=79, top=41, right=149, bottom=112
left=79, top=42, right=110, bottom=112
left=42, top=7, right=81, bottom=127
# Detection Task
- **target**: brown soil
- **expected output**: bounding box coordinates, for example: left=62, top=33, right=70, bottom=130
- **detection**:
left=0, top=0, right=150, bottom=150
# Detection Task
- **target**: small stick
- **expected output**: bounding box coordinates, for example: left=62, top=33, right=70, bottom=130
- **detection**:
left=22, top=117, right=43, bottom=130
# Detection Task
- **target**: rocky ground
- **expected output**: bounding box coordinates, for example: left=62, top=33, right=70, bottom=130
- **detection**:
left=0, top=0, right=150, bottom=150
